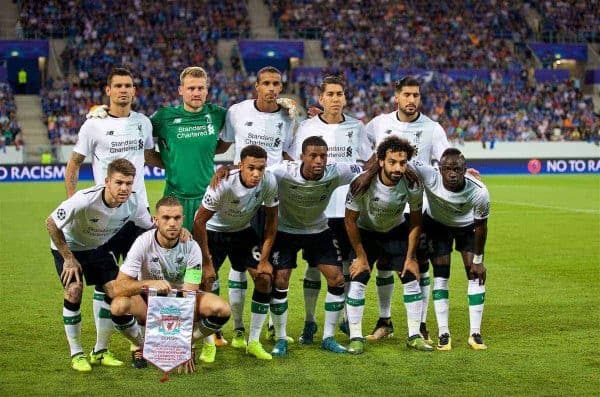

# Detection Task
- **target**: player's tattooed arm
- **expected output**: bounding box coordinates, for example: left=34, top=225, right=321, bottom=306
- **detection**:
left=470, top=218, right=488, bottom=285
left=344, top=208, right=369, bottom=278
left=46, top=216, right=82, bottom=286
left=65, top=152, right=85, bottom=198
left=144, top=149, right=164, bottom=168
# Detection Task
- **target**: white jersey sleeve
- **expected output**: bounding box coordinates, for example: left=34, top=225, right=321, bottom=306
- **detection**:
left=431, top=123, right=450, bottom=164
left=364, top=119, right=377, bottom=153
left=142, top=117, right=154, bottom=150
left=119, top=235, right=145, bottom=278
left=409, top=160, right=438, bottom=186
left=73, top=120, right=94, bottom=157
left=336, top=162, right=362, bottom=185
left=472, top=185, right=491, bottom=220
left=50, top=191, right=87, bottom=229
left=221, top=107, right=236, bottom=143
left=132, top=198, right=154, bottom=230
left=344, top=176, right=362, bottom=213
left=356, top=122, right=372, bottom=161
left=281, top=118, right=295, bottom=155
left=407, top=184, right=424, bottom=213
left=263, top=171, right=280, bottom=208
left=201, top=183, right=223, bottom=212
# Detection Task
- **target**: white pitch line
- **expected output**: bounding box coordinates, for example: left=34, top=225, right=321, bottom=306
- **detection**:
left=495, top=200, right=600, bottom=214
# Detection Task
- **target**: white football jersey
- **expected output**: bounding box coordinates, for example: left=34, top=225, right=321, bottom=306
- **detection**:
left=410, top=160, right=490, bottom=227
left=50, top=185, right=153, bottom=251
left=221, top=99, right=295, bottom=166
left=346, top=173, right=423, bottom=233
left=74, top=112, right=154, bottom=207
left=290, top=114, right=370, bottom=218
left=365, top=112, right=449, bottom=164
left=269, top=161, right=361, bottom=234
left=202, top=170, right=279, bottom=232
left=120, top=229, right=202, bottom=289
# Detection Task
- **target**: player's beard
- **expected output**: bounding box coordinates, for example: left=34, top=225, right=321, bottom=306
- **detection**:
left=158, top=227, right=180, bottom=242
left=383, top=169, right=402, bottom=184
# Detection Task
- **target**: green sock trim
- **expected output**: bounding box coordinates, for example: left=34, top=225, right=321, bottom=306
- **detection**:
left=99, top=307, right=112, bottom=319
left=376, top=276, right=394, bottom=286
left=270, top=302, right=288, bottom=315
left=346, top=296, right=365, bottom=307
left=303, top=279, right=321, bottom=289
left=420, top=277, right=431, bottom=286
left=63, top=314, right=82, bottom=325
left=228, top=280, right=248, bottom=289
left=93, top=292, right=104, bottom=301
left=403, top=293, right=423, bottom=303
left=468, top=293, right=485, bottom=305
left=251, top=301, right=269, bottom=314
left=325, top=301, right=345, bottom=312
left=432, top=289, right=449, bottom=300
left=114, top=319, right=135, bottom=331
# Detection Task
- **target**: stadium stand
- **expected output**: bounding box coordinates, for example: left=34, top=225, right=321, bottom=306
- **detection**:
left=0, top=83, right=23, bottom=150
left=19, top=0, right=252, bottom=142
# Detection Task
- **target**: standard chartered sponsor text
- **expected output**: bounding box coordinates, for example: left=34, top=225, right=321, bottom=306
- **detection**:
left=177, top=125, right=214, bottom=138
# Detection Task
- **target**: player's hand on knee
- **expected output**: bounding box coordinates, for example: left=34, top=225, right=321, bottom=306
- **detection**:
left=401, top=257, right=420, bottom=281
left=349, top=257, right=370, bottom=279
left=257, top=260, right=273, bottom=276
left=86, top=104, right=108, bottom=119
left=61, top=257, right=82, bottom=286
left=470, top=263, right=486, bottom=285
left=201, top=262, right=216, bottom=292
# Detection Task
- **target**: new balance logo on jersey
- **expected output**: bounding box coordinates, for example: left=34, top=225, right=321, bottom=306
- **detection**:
left=175, top=255, right=184, bottom=264
left=151, top=257, right=159, bottom=263
left=245, top=121, right=253, bottom=126
left=173, top=118, right=182, bottom=124
left=385, top=130, right=392, bottom=135
left=231, top=199, right=240, bottom=204
left=89, top=218, right=99, bottom=223
left=106, top=130, right=114, bottom=136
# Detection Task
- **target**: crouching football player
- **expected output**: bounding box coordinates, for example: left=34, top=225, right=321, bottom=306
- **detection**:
left=110, top=196, right=231, bottom=370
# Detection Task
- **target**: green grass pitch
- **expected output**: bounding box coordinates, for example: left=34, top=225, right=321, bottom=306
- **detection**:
left=0, top=175, right=598, bottom=396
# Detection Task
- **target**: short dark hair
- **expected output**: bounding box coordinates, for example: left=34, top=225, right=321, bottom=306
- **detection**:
left=240, top=144, right=267, bottom=161
left=107, top=159, right=136, bottom=177
left=319, top=75, right=346, bottom=93
left=302, top=135, right=328, bottom=154
left=107, top=67, right=134, bottom=86
left=155, top=195, right=183, bottom=211
left=376, top=136, right=416, bottom=161
left=394, top=76, right=419, bottom=92
left=257, top=66, right=282, bottom=83
left=441, top=148, right=466, bottom=164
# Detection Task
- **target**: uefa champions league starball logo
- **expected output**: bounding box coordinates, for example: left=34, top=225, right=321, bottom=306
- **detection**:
left=158, top=306, right=183, bottom=336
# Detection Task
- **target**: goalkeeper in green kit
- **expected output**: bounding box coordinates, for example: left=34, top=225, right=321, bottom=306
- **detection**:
left=149, top=66, right=230, bottom=232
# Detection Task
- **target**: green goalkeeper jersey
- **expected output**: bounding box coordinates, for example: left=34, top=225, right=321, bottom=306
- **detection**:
left=151, top=103, right=226, bottom=199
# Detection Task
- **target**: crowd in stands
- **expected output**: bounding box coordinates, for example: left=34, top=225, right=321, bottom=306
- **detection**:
left=0, top=83, right=23, bottom=151
left=531, top=0, right=600, bottom=43
left=267, top=0, right=530, bottom=70
left=16, top=0, right=599, bottom=145
left=20, top=0, right=252, bottom=144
